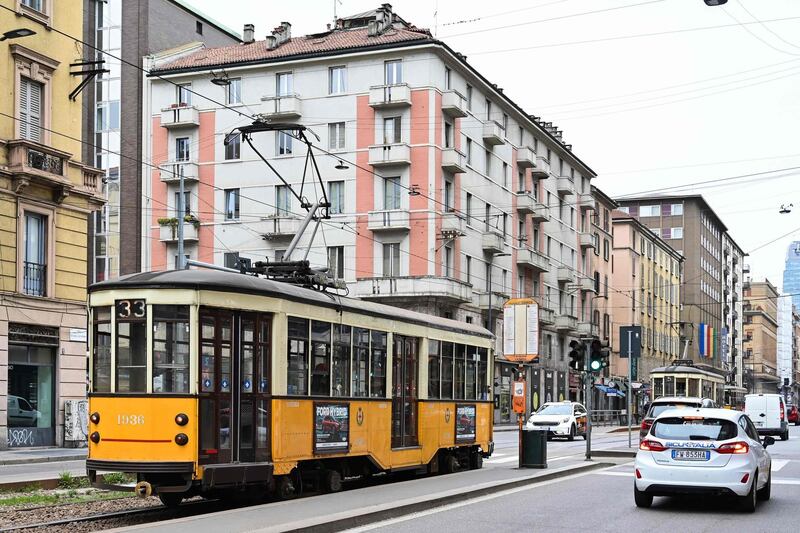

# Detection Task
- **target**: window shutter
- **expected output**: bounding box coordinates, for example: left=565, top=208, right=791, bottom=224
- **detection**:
left=20, top=78, right=43, bottom=142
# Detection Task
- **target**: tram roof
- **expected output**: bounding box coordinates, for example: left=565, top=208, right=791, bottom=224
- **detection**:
left=90, top=270, right=494, bottom=339
left=649, top=364, right=725, bottom=379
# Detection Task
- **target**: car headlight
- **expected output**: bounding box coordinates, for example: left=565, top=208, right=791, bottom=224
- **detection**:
left=562, top=417, right=570, bottom=423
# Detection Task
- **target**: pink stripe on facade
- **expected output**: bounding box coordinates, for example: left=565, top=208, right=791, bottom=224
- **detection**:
left=355, top=95, right=374, bottom=278
left=511, top=149, right=518, bottom=295
left=197, top=112, right=215, bottom=264
left=151, top=116, right=168, bottom=271
left=409, top=89, right=431, bottom=277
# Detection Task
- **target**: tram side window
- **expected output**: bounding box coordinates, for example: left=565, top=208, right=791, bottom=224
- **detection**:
left=287, top=317, right=309, bottom=395
left=465, top=345, right=477, bottom=400
left=152, top=306, right=190, bottom=393
left=653, top=377, right=663, bottom=398
left=454, top=344, right=466, bottom=400
left=428, top=340, right=440, bottom=399
left=353, top=328, right=370, bottom=397
left=477, top=347, right=488, bottom=400
left=116, top=319, right=147, bottom=393
left=688, top=378, right=699, bottom=397
left=441, top=342, right=453, bottom=399
left=311, top=321, right=331, bottom=396
left=370, top=331, right=387, bottom=397
left=201, top=317, right=215, bottom=392
left=92, top=307, right=111, bottom=392
left=332, top=325, right=351, bottom=396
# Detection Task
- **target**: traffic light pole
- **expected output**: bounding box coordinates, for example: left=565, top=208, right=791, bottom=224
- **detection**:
left=584, top=338, right=592, bottom=461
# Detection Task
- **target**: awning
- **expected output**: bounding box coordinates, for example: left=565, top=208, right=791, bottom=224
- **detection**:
left=595, top=384, right=625, bottom=397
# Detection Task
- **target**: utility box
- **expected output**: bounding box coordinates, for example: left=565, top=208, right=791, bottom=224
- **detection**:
left=520, top=429, right=547, bottom=468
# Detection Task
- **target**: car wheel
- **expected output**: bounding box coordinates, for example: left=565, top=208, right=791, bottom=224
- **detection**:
left=568, top=424, right=576, bottom=442
left=739, top=471, right=758, bottom=513
left=781, top=431, right=789, bottom=441
left=633, top=483, right=652, bottom=508
left=757, top=468, right=771, bottom=501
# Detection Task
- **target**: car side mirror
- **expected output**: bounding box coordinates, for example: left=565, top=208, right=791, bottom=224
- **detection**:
left=762, top=436, right=775, bottom=448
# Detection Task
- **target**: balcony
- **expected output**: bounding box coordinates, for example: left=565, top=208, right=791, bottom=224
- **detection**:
left=369, top=84, right=412, bottom=108
left=539, top=305, right=555, bottom=325
left=557, top=266, right=575, bottom=284
left=482, top=121, right=505, bottom=146
left=368, top=209, right=411, bottom=232
left=354, top=276, right=472, bottom=304
left=262, top=216, right=302, bottom=240
left=515, top=192, right=537, bottom=214
left=260, top=95, right=302, bottom=120
left=159, top=221, right=199, bottom=243
left=556, top=177, right=576, bottom=196
left=577, top=321, right=599, bottom=337
left=478, top=292, right=509, bottom=313
left=160, top=105, right=200, bottom=128
left=441, top=90, right=468, bottom=118
left=578, top=193, right=596, bottom=211
left=531, top=202, right=550, bottom=222
left=482, top=230, right=505, bottom=254
left=579, top=232, right=595, bottom=250
left=516, top=247, right=549, bottom=273
left=441, top=148, right=467, bottom=173
left=555, top=314, right=578, bottom=332
left=531, top=156, right=550, bottom=179
left=441, top=212, right=466, bottom=236
left=23, top=261, right=46, bottom=297
left=578, top=277, right=596, bottom=293
left=516, top=147, right=536, bottom=168
left=159, top=160, right=199, bottom=183
left=369, top=143, right=411, bottom=167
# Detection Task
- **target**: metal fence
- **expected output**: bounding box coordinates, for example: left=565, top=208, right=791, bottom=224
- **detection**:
left=23, top=261, right=46, bottom=296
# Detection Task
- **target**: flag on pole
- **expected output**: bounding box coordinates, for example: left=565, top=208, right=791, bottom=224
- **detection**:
left=698, top=323, right=706, bottom=357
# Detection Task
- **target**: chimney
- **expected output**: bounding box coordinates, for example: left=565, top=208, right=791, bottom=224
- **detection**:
left=372, top=3, right=393, bottom=34
left=243, top=24, right=255, bottom=44
left=368, top=19, right=378, bottom=36
left=267, top=21, right=292, bottom=49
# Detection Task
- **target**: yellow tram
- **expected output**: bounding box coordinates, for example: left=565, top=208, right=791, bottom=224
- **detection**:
left=650, top=360, right=726, bottom=405
left=86, top=270, right=494, bottom=504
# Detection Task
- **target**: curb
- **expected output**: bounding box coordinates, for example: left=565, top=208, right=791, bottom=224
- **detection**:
left=0, top=455, right=86, bottom=466
left=590, top=449, right=636, bottom=458
left=282, top=461, right=613, bottom=533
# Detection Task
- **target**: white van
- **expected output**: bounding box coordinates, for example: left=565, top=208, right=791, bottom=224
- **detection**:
left=745, top=393, right=789, bottom=441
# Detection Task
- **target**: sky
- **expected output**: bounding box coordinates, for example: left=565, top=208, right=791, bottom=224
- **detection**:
left=185, top=0, right=800, bottom=291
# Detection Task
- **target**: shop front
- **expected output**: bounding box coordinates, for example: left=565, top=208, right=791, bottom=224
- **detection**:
left=8, top=337, right=57, bottom=447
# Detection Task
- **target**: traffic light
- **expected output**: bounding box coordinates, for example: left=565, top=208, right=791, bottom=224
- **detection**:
left=568, top=340, right=585, bottom=371
left=589, top=339, right=610, bottom=373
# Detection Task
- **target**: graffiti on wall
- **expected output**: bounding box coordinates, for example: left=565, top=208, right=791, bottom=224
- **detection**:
left=7, top=428, right=36, bottom=447
left=64, top=400, right=89, bottom=447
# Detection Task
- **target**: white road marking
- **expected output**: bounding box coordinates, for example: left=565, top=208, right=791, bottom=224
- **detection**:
left=597, top=471, right=632, bottom=477
left=773, top=478, right=800, bottom=485
left=487, top=455, right=520, bottom=464
left=771, top=459, right=790, bottom=471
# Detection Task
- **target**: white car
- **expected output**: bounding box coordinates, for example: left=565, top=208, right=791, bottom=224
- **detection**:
left=525, top=401, right=588, bottom=441
left=634, top=408, right=774, bottom=512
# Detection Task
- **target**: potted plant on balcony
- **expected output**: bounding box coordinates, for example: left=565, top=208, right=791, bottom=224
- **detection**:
left=158, top=214, right=200, bottom=239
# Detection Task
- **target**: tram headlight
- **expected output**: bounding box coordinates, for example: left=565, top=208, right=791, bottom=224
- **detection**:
left=175, top=413, right=189, bottom=426
left=175, top=433, right=189, bottom=446
left=90, top=412, right=100, bottom=424
left=90, top=432, right=101, bottom=444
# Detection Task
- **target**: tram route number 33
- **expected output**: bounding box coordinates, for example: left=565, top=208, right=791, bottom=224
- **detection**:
left=117, top=414, right=146, bottom=425
left=116, top=299, right=146, bottom=320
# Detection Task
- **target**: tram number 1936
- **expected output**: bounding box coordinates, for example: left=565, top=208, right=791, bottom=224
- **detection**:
left=117, top=414, right=145, bottom=425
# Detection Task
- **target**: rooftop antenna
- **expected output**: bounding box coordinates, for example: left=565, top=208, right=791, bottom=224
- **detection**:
left=334, top=0, right=342, bottom=26
left=434, top=0, right=439, bottom=37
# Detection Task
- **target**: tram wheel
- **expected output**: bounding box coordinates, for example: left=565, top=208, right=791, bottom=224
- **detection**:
left=275, top=476, right=295, bottom=500
left=469, top=451, right=483, bottom=470
left=323, top=470, right=343, bottom=493
left=442, top=454, right=459, bottom=474
left=158, top=492, right=184, bottom=508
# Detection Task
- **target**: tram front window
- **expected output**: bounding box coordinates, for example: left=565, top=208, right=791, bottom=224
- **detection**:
left=92, top=307, right=111, bottom=392
left=116, top=322, right=146, bottom=392
left=152, top=305, right=190, bottom=393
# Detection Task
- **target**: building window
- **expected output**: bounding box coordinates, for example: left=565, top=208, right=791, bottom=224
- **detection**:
left=444, top=244, right=453, bottom=277
left=276, top=72, right=293, bottom=96
left=177, top=83, right=192, bottom=105
left=466, top=138, right=472, bottom=164
left=277, top=131, right=293, bottom=155
left=174, top=191, right=190, bottom=217
left=224, top=188, right=240, bottom=220
left=23, top=212, right=47, bottom=297
left=485, top=99, right=492, bottom=121
left=444, top=67, right=451, bottom=90
left=19, top=77, right=43, bottom=142
left=466, top=193, right=472, bottom=225
left=328, top=122, right=345, bottom=150
left=196, top=21, right=203, bottom=34
left=175, top=137, right=190, bottom=161
left=671, top=203, right=683, bottom=216
left=465, top=255, right=472, bottom=284
left=276, top=185, right=290, bottom=215
left=466, top=85, right=472, bottom=110
left=444, top=179, right=454, bottom=211
left=383, top=243, right=401, bottom=276
left=328, top=180, right=345, bottom=214
left=603, top=239, right=610, bottom=261
left=22, top=0, right=43, bottom=11
left=327, top=246, right=345, bottom=279
left=384, top=60, right=402, bottom=84
left=383, top=116, right=401, bottom=144
left=384, top=177, right=401, bottom=210
left=672, top=227, right=684, bottom=239
left=640, top=204, right=660, bottom=217
left=225, top=78, right=241, bottom=104
left=328, top=66, right=346, bottom=94
left=224, top=252, right=240, bottom=269
left=444, top=121, right=453, bottom=148
left=485, top=150, right=491, bottom=176
left=224, top=133, right=240, bottom=160
left=152, top=306, right=190, bottom=393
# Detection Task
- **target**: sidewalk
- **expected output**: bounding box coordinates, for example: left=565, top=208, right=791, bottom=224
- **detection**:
left=0, top=448, right=87, bottom=489
left=0, top=447, right=86, bottom=466
left=494, top=424, right=632, bottom=434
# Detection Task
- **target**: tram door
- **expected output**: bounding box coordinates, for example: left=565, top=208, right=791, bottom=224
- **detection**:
left=199, top=309, right=271, bottom=466
left=391, top=335, right=418, bottom=448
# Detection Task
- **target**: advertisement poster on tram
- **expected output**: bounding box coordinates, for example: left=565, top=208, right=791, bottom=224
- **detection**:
left=455, top=404, right=477, bottom=442
left=314, top=403, right=349, bottom=452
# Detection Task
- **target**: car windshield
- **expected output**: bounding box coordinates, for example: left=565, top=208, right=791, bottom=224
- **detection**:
left=651, top=417, right=738, bottom=441
left=649, top=402, right=700, bottom=418
left=535, top=404, right=571, bottom=416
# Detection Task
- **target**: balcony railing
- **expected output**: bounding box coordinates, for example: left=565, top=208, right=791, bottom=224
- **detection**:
left=578, top=193, right=596, bottom=211
left=369, top=84, right=412, bottom=108
left=159, top=161, right=199, bottom=183
left=368, top=143, right=411, bottom=166
left=482, top=230, right=505, bottom=254
left=441, top=211, right=466, bottom=236
left=368, top=209, right=411, bottom=232
left=577, top=321, right=599, bottom=337
left=441, top=90, right=468, bottom=118
left=579, top=232, right=595, bottom=250
left=478, top=291, right=509, bottom=312
left=556, top=177, right=576, bottom=196
left=23, top=261, right=46, bottom=296
left=531, top=156, right=550, bottom=179
left=160, top=105, right=200, bottom=128
left=516, top=247, right=549, bottom=273
left=482, top=121, right=505, bottom=146
left=159, top=221, right=199, bottom=242
left=516, top=147, right=536, bottom=168
left=557, top=266, right=575, bottom=284
left=441, top=148, right=467, bottom=173
left=260, top=94, right=302, bottom=119
left=262, top=216, right=302, bottom=240
left=555, top=314, right=578, bottom=332
left=354, top=276, right=472, bottom=303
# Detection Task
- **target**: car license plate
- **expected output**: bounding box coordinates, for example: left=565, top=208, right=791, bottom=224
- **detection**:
left=672, top=450, right=710, bottom=461
left=754, top=421, right=764, bottom=427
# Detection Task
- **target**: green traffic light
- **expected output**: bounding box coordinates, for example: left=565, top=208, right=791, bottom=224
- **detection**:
left=590, top=359, right=602, bottom=371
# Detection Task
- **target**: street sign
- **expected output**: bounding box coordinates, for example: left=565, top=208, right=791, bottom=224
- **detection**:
left=619, top=326, right=642, bottom=358
left=512, top=380, right=526, bottom=414
left=503, top=298, right=540, bottom=363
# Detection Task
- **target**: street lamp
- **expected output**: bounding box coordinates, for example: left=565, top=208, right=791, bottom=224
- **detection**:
left=703, top=0, right=727, bottom=5
left=1, top=28, right=36, bottom=41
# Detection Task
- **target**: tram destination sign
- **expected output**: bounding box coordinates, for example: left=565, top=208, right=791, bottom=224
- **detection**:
left=313, top=402, right=350, bottom=453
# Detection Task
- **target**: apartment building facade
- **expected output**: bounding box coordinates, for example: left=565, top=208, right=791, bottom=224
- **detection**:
left=82, top=0, right=239, bottom=282
left=1, top=1, right=104, bottom=447
left=609, top=211, right=683, bottom=412
left=615, top=195, right=744, bottom=382
left=783, top=241, right=800, bottom=311
left=743, top=280, right=780, bottom=394
left=142, top=5, right=599, bottom=423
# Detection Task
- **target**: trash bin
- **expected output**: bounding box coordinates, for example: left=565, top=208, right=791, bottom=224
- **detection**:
left=520, top=429, right=547, bottom=468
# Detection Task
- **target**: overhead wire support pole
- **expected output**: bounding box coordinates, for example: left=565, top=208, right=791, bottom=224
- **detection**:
left=178, top=167, right=185, bottom=269
left=585, top=338, right=592, bottom=461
